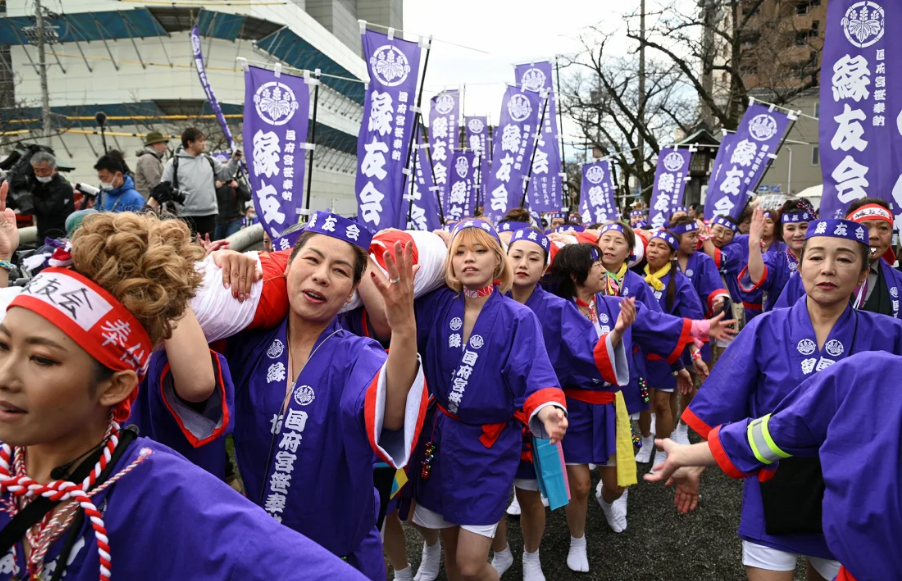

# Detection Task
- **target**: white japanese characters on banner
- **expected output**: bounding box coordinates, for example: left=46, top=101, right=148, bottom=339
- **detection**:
left=648, top=148, right=692, bottom=229
left=428, top=90, right=461, bottom=210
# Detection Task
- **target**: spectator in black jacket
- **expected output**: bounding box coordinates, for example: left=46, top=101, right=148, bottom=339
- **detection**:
left=29, top=152, right=75, bottom=241
left=214, top=178, right=251, bottom=240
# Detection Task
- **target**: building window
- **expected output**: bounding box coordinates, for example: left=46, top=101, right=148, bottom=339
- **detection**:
left=811, top=146, right=819, bottom=166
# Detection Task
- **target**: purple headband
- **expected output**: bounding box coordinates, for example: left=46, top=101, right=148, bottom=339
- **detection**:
left=551, top=212, right=567, bottom=219
left=452, top=219, right=501, bottom=243
left=509, top=228, right=551, bottom=263
left=630, top=210, right=645, bottom=218
left=782, top=210, right=814, bottom=224
left=273, top=225, right=306, bottom=252
left=599, top=223, right=626, bottom=237
left=498, top=221, right=532, bottom=233
left=305, top=211, right=373, bottom=250
left=556, top=225, right=586, bottom=233
left=712, top=216, right=739, bottom=234
left=671, top=206, right=688, bottom=215
left=669, top=222, right=699, bottom=236
left=652, top=230, right=679, bottom=251
left=806, top=219, right=868, bottom=246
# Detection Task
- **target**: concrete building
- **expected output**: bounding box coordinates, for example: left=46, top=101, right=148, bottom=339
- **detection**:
left=0, top=0, right=401, bottom=215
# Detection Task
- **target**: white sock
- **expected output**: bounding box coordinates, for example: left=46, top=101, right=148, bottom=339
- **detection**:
left=522, top=549, right=545, bottom=581
left=413, top=541, right=441, bottom=581
left=491, top=545, right=514, bottom=577
left=650, top=413, right=657, bottom=435
left=393, top=565, right=414, bottom=581
left=567, top=535, right=589, bottom=573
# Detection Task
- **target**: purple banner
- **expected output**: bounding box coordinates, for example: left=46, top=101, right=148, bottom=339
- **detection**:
left=820, top=1, right=901, bottom=222
left=649, top=148, right=692, bottom=229
left=356, top=29, right=422, bottom=230
left=192, top=26, right=238, bottom=153
left=402, top=125, right=442, bottom=231
left=243, top=65, right=310, bottom=242
left=445, top=150, right=476, bottom=221
left=579, top=160, right=617, bottom=225
left=703, top=132, right=739, bottom=219
left=465, top=116, right=489, bottom=206
left=706, top=103, right=793, bottom=221
left=484, top=85, right=543, bottom=223
left=515, top=61, right=562, bottom=212
left=428, top=90, right=461, bottom=210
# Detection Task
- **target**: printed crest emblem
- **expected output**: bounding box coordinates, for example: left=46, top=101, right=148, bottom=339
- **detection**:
left=469, top=335, right=485, bottom=349
left=841, top=2, right=885, bottom=48
left=685, top=269, right=694, bottom=278
left=663, top=152, right=685, bottom=172
left=599, top=313, right=609, bottom=324
left=892, top=287, right=899, bottom=298
left=254, top=81, right=300, bottom=126
left=586, top=165, right=605, bottom=184
left=293, top=385, right=315, bottom=406
left=455, top=156, right=470, bottom=178
left=508, top=93, right=533, bottom=122
left=369, top=45, right=411, bottom=86
left=797, top=339, right=816, bottom=355
left=748, top=114, right=778, bottom=141
left=450, top=317, right=463, bottom=331
left=434, top=93, right=455, bottom=115
left=521, top=67, right=547, bottom=92
left=825, top=340, right=844, bottom=357
left=267, top=339, right=284, bottom=359
left=467, top=118, right=485, bottom=133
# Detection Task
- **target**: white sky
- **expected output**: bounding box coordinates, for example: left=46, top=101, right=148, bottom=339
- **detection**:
left=404, top=0, right=634, bottom=132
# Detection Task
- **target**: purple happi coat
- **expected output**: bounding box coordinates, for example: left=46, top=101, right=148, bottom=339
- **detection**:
left=412, top=288, right=566, bottom=526
left=684, top=297, right=902, bottom=560
left=739, top=246, right=799, bottom=313
left=710, top=351, right=902, bottom=581
left=127, top=349, right=233, bottom=479
left=618, top=269, right=666, bottom=413
left=0, top=438, right=368, bottom=581
left=679, top=251, right=728, bottom=363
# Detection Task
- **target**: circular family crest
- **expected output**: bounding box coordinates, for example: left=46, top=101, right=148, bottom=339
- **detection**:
left=825, top=340, right=844, bottom=357
left=293, top=385, right=315, bottom=406
left=797, top=339, right=816, bottom=356
left=455, top=156, right=470, bottom=178
left=450, top=317, right=463, bottom=331
left=467, top=118, right=485, bottom=133
left=469, top=335, right=485, bottom=349
left=369, top=45, right=411, bottom=86
left=254, top=82, right=300, bottom=126
left=586, top=165, right=605, bottom=184
left=267, top=339, right=284, bottom=359
left=508, top=93, right=533, bottom=122
left=749, top=114, right=779, bottom=141
left=521, top=68, right=547, bottom=92
left=435, top=93, right=455, bottom=115
left=663, top=152, right=685, bottom=172
left=841, top=1, right=885, bottom=48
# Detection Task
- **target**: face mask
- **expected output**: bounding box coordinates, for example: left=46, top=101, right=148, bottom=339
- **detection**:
left=35, top=175, right=53, bottom=184
left=100, top=182, right=114, bottom=191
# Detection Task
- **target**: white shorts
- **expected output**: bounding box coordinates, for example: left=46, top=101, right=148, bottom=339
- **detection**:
left=412, top=504, right=499, bottom=539
left=513, top=478, right=539, bottom=492
left=741, top=540, right=841, bottom=579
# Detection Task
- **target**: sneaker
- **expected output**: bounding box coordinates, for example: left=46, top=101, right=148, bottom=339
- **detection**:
left=635, top=435, right=655, bottom=463
left=506, top=494, right=521, bottom=516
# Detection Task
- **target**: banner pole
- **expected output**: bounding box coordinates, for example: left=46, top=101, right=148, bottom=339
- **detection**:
left=304, top=69, right=321, bottom=215
left=406, top=127, right=420, bottom=226
left=400, top=35, right=434, bottom=207
left=520, top=91, right=550, bottom=207
left=555, top=57, right=569, bottom=209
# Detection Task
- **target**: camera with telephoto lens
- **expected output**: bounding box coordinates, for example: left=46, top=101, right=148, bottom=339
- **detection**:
left=150, top=181, right=189, bottom=206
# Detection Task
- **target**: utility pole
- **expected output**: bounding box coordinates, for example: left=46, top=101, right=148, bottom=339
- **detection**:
left=637, top=0, right=646, bottom=179
left=34, top=0, right=52, bottom=139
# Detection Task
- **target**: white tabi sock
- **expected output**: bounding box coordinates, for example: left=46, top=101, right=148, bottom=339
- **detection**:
left=393, top=565, right=414, bottom=581
left=491, top=545, right=514, bottom=577
left=567, top=535, right=589, bottom=573
left=635, top=435, right=655, bottom=463
left=650, top=413, right=657, bottom=436
left=522, top=549, right=545, bottom=581
left=651, top=449, right=668, bottom=473
left=413, top=541, right=441, bottom=581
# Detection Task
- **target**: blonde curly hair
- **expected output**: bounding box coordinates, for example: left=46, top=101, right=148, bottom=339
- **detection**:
left=71, top=212, right=204, bottom=345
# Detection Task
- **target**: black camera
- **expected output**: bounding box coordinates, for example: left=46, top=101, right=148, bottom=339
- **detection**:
left=150, top=181, right=189, bottom=206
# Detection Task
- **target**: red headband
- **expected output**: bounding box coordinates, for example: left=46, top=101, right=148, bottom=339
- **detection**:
left=9, top=268, right=152, bottom=421
left=848, top=204, right=893, bottom=226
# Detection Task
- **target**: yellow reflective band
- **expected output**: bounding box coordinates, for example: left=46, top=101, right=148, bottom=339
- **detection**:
left=760, top=414, right=792, bottom=460
left=748, top=414, right=792, bottom=465
left=747, top=418, right=770, bottom=465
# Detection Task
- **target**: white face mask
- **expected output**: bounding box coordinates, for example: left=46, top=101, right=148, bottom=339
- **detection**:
left=100, top=182, right=114, bottom=191
left=35, top=175, right=53, bottom=184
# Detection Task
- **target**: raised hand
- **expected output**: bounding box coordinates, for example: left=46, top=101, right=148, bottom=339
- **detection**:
left=213, top=249, right=262, bottom=300
left=706, top=310, right=738, bottom=342
left=370, top=240, right=415, bottom=334
left=538, top=406, right=568, bottom=444
left=749, top=207, right=767, bottom=246
left=614, top=297, right=636, bottom=334
left=0, top=181, right=20, bottom=260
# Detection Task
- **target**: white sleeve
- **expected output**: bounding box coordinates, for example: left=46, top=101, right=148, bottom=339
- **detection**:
left=367, top=355, right=427, bottom=469
left=190, top=252, right=264, bottom=342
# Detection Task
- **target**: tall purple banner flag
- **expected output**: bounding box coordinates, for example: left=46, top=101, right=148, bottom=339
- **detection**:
left=820, top=1, right=902, bottom=223
left=465, top=116, right=489, bottom=206
left=192, top=26, right=237, bottom=153
left=484, top=85, right=543, bottom=223
left=356, top=29, right=422, bottom=231
left=579, top=160, right=617, bottom=225
left=402, top=125, right=442, bottom=231
left=243, top=66, right=310, bottom=243
left=445, top=150, right=476, bottom=221
left=705, top=103, right=793, bottom=221
left=649, top=148, right=693, bottom=229
left=428, top=90, right=461, bottom=209
left=703, top=132, right=739, bottom=219
left=515, top=61, right=562, bottom=212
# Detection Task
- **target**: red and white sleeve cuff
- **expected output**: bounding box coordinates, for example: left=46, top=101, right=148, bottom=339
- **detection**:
left=594, top=333, right=630, bottom=386
left=364, top=356, right=428, bottom=469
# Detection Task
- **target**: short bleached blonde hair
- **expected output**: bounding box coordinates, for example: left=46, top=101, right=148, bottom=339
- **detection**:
left=445, top=226, right=513, bottom=294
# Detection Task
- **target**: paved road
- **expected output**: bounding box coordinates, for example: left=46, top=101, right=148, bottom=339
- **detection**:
left=396, top=436, right=809, bottom=580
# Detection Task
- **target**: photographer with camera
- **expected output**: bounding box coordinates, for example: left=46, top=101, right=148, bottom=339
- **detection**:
left=28, top=151, right=75, bottom=241
left=160, top=127, right=242, bottom=238
left=94, top=152, right=145, bottom=213
left=214, top=178, right=251, bottom=240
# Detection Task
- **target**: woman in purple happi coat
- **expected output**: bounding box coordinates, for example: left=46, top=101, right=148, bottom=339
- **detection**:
left=680, top=218, right=902, bottom=581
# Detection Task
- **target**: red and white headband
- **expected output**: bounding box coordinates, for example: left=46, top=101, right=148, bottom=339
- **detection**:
left=848, top=204, right=893, bottom=226
left=9, top=268, right=152, bottom=419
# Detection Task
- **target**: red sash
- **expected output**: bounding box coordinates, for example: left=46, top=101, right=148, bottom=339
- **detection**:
left=563, top=388, right=616, bottom=405
left=437, top=403, right=507, bottom=449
